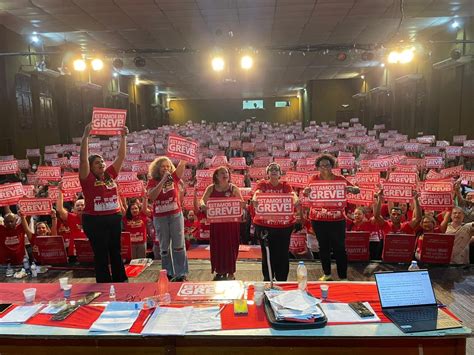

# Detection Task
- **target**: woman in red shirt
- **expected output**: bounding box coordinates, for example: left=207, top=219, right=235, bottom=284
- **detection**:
left=123, top=197, right=149, bottom=259
left=304, top=154, right=359, bottom=281
left=79, top=123, right=128, bottom=283
left=251, top=162, right=298, bottom=281
left=0, top=212, right=27, bottom=265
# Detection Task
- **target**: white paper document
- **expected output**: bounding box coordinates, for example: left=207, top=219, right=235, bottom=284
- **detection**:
left=40, top=304, right=68, bottom=314
left=265, top=289, right=324, bottom=321
left=0, top=304, right=43, bottom=324
left=89, top=302, right=141, bottom=332
left=320, top=302, right=381, bottom=323
left=141, top=306, right=193, bottom=335
left=185, top=306, right=222, bottom=333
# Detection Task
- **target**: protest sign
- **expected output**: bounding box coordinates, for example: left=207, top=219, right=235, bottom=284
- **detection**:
left=36, top=166, right=61, bottom=182
left=308, top=181, right=346, bottom=208
left=382, top=234, right=417, bottom=263
left=90, top=107, right=127, bottom=135
left=0, top=183, right=24, bottom=206
left=118, top=180, right=145, bottom=198
left=419, top=192, right=453, bottom=211
left=0, top=160, right=19, bottom=175
left=382, top=182, right=413, bottom=203
left=32, top=236, right=67, bottom=265
left=18, top=198, right=52, bottom=216
left=167, top=134, right=198, bottom=164
left=347, top=187, right=375, bottom=206
left=418, top=233, right=455, bottom=264
left=61, top=175, right=82, bottom=194
left=254, top=193, right=294, bottom=223
left=388, top=172, right=418, bottom=185
left=289, top=233, right=307, bottom=254
left=345, top=232, right=370, bottom=261
left=282, top=171, right=310, bottom=188
left=206, top=198, right=242, bottom=223
left=228, top=157, right=247, bottom=170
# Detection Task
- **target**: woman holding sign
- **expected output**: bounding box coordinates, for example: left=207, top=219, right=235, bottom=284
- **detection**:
left=147, top=157, right=188, bottom=281
left=304, top=155, right=359, bottom=281
left=200, top=166, right=244, bottom=280
left=251, top=162, right=298, bottom=281
left=79, top=123, right=128, bottom=283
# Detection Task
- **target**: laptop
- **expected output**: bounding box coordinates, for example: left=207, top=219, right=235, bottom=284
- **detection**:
left=374, top=270, right=462, bottom=333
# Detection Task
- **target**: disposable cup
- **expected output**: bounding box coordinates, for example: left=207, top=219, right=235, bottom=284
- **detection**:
left=23, top=288, right=36, bottom=303
left=254, top=282, right=265, bottom=293
left=254, top=291, right=264, bottom=306
left=320, top=285, right=329, bottom=300
left=59, top=277, right=68, bottom=290
left=63, top=284, right=72, bottom=298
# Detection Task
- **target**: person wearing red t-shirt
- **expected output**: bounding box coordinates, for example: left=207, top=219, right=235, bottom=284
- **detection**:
left=303, top=154, right=360, bottom=282
left=415, top=212, right=450, bottom=260
left=251, top=162, right=298, bottom=281
left=347, top=206, right=383, bottom=260
left=184, top=209, right=200, bottom=245
left=0, top=212, right=27, bottom=265
left=79, top=122, right=128, bottom=283
left=123, top=197, right=149, bottom=259
left=147, top=156, right=188, bottom=281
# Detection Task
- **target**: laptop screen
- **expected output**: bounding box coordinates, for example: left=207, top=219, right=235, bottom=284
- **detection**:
left=375, top=270, right=437, bottom=308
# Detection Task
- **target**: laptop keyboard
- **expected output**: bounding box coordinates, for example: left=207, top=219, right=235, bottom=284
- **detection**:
left=390, top=307, right=437, bottom=323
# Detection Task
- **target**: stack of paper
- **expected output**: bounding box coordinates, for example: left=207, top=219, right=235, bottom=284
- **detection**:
left=89, top=302, right=141, bottom=332
left=0, top=304, right=43, bottom=324
left=265, top=289, right=324, bottom=321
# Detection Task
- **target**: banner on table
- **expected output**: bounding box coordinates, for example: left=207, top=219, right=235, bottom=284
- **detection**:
left=206, top=198, right=242, bottom=223
left=419, top=192, right=453, bottom=211
left=282, top=171, right=309, bottom=188
left=0, top=160, right=19, bottom=175
left=36, top=166, right=61, bottom=182
left=345, top=232, right=370, bottom=261
left=32, top=236, right=67, bottom=265
left=0, top=183, right=25, bottom=206
left=176, top=281, right=244, bottom=301
left=308, top=181, right=346, bottom=208
left=18, top=198, right=52, bottom=216
left=382, top=182, right=413, bottom=203
left=228, top=157, right=247, bottom=170
left=90, top=107, right=127, bottom=135
left=418, top=233, right=454, bottom=264
left=347, top=187, right=375, bottom=206
left=61, top=175, right=82, bottom=194
left=382, top=234, right=417, bottom=263
left=387, top=172, right=418, bottom=185
left=118, top=181, right=145, bottom=198
left=289, top=233, right=307, bottom=254
left=422, top=180, right=453, bottom=193
left=254, top=193, right=294, bottom=222
left=167, top=134, right=198, bottom=164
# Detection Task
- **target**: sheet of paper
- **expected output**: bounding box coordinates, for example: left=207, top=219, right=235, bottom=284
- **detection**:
left=40, top=304, right=68, bottom=314
left=320, top=302, right=381, bottom=323
left=271, top=290, right=320, bottom=311
left=185, top=306, right=222, bottom=333
left=89, top=302, right=141, bottom=332
left=0, top=304, right=43, bottom=324
left=141, top=306, right=193, bottom=335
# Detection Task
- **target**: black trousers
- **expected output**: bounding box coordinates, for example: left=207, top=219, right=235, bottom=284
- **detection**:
left=256, top=225, right=293, bottom=281
left=311, top=220, right=347, bottom=279
left=82, top=213, right=128, bottom=283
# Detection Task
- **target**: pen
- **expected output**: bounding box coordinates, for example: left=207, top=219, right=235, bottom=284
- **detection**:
left=214, top=304, right=227, bottom=318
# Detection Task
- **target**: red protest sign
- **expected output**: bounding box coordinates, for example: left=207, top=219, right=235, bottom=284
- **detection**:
left=445, top=146, right=463, bottom=158
left=248, top=167, right=267, bottom=180
left=353, top=172, right=380, bottom=188
left=388, top=172, right=418, bottom=185
left=176, top=281, right=244, bottom=301
left=367, top=158, right=391, bottom=171
left=22, top=185, right=35, bottom=198
left=131, top=161, right=149, bottom=175
left=18, top=198, right=52, bottom=216
left=0, top=160, right=19, bottom=175
left=26, top=148, right=41, bottom=157
left=254, top=193, right=294, bottom=223
left=382, top=182, right=413, bottom=203
left=232, top=174, right=245, bottom=187
left=240, top=187, right=253, bottom=200
left=118, top=181, right=145, bottom=198
left=403, top=143, right=422, bottom=152
left=167, top=134, right=198, bottom=164
left=253, top=157, right=273, bottom=167
left=337, top=156, right=355, bottom=169
left=345, top=232, right=370, bottom=261
left=183, top=196, right=195, bottom=210
left=196, top=177, right=212, bottom=192
left=32, top=236, right=67, bottom=265
left=0, top=183, right=24, bottom=206
left=382, top=234, right=417, bottom=263
left=230, top=140, right=242, bottom=150
left=36, top=166, right=61, bottom=182
left=206, top=198, right=242, bottom=223
left=419, top=192, right=453, bottom=211
left=424, top=156, right=444, bottom=169
left=289, top=233, right=307, bottom=254
left=419, top=233, right=455, bottom=264
left=196, top=169, right=214, bottom=179
left=69, top=156, right=80, bottom=169
left=422, top=180, right=453, bottom=193
left=460, top=170, right=474, bottom=183
left=121, top=232, right=132, bottom=263
left=116, top=172, right=138, bottom=183
left=61, top=175, right=82, bottom=194
left=75, top=239, right=95, bottom=263
left=347, top=187, right=375, bottom=206
left=453, top=135, right=467, bottom=144
left=282, top=171, right=309, bottom=188
left=274, top=158, right=293, bottom=171
left=90, top=107, right=127, bottom=135
left=228, top=157, right=247, bottom=170
left=308, top=181, right=346, bottom=208
left=50, top=157, right=69, bottom=168
left=211, top=155, right=228, bottom=167
left=17, top=159, right=30, bottom=170
left=242, top=142, right=255, bottom=152
left=440, top=165, right=463, bottom=178
left=394, top=164, right=419, bottom=173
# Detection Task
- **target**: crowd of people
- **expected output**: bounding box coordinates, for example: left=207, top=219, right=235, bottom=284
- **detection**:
left=0, top=118, right=473, bottom=283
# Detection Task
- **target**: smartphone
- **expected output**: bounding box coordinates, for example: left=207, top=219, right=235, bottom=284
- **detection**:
left=349, top=302, right=374, bottom=318
left=0, top=303, right=13, bottom=314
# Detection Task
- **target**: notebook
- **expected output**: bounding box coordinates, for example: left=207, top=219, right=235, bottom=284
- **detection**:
left=374, top=270, right=462, bottom=333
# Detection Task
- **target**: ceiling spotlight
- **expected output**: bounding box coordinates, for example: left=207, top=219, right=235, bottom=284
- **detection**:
left=240, top=55, right=253, bottom=70
left=211, top=57, right=225, bottom=71
left=450, top=48, right=462, bottom=60
left=380, top=63, right=385, bottom=67
left=360, top=75, right=365, bottom=80
left=361, top=52, right=374, bottom=61
left=336, top=52, right=347, bottom=61
left=387, top=51, right=399, bottom=64
left=112, top=72, right=119, bottom=78
left=113, top=58, right=124, bottom=69
left=451, top=21, right=460, bottom=29
left=399, top=49, right=414, bottom=64
left=135, top=75, right=140, bottom=85
left=91, top=58, right=104, bottom=71
left=134, top=56, right=146, bottom=67
left=73, top=59, right=86, bottom=71
left=31, top=35, right=40, bottom=44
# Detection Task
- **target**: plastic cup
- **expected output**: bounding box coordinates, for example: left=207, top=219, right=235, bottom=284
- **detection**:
left=320, top=285, right=329, bottom=300
left=254, top=291, right=264, bottom=306
left=59, top=277, right=68, bottom=290
left=63, top=284, right=72, bottom=298
left=254, top=282, right=265, bottom=293
left=23, top=288, right=36, bottom=303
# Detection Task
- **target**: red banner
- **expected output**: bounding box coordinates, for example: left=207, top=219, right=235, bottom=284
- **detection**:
left=289, top=233, right=307, bottom=254
left=419, top=233, right=455, bottom=264
left=253, top=157, right=273, bottom=167
left=282, top=171, right=309, bottom=188
left=366, top=158, right=391, bottom=171
left=337, top=156, right=355, bottom=169
left=353, top=172, right=380, bottom=188
left=308, top=181, right=346, bottom=208
left=182, top=196, right=195, bottom=210
left=424, top=156, right=444, bottom=169
left=50, top=157, right=69, bottom=168
left=445, top=146, right=463, bottom=157
left=0, top=160, right=19, bottom=175
left=167, top=134, right=198, bottom=164
left=242, top=142, right=255, bottom=152
left=118, top=181, right=145, bottom=198
left=419, top=192, right=453, bottom=211
left=381, top=182, right=412, bottom=203
left=422, top=180, right=453, bottom=193
left=206, top=198, right=242, bottom=223
left=345, top=232, right=370, bottom=261
left=121, top=232, right=132, bottom=263
left=347, top=187, right=375, bottom=206
left=22, top=185, right=35, bottom=198
left=0, top=183, right=25, bottom=206
left=18, top=198, right=52, bottom=216
left=116, top=172, right=138, bottom=183
left=394, top=164, right=418, bottom=173
left=228, top=157, right=247, bottom=170
left=75, top=239, right=94, bottom=263
left=36, top=166, right=61, bottom=182
left=69, top=156, right=80, bottom=169
left=61, top=175, right=82, bottom=194
left=382, top=234, right=417, bottom=263
left=388, top=172, right=418, bottom=185
left=254, top=193, right=294, bottom=223
left=90, top=107, right=127, bottom=135
left=32, top=236, right=67, bottom=265
left=403, top=143, right=422, bottom=152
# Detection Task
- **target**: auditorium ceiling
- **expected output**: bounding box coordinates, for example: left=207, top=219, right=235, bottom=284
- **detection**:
left=0, top=0, right=472, bottom=98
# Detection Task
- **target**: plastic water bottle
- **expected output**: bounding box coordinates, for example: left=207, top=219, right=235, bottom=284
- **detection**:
left=297, top=261, right=308, bottom=291
left=6, top=263, right=13, bottom=277
left=158, top=269, right=171, bottom=304
left=408, top=260, right=420, bottom=271
left=109, top=285, right=116, bottom=301
left=31, top=262, right=38, bottom=278
left=23, top=256, right=30, bottom=274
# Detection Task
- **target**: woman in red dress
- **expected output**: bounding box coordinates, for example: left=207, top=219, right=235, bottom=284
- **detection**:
left=200, top=166, right=244, bottom=280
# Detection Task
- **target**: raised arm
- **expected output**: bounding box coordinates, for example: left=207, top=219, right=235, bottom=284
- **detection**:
left=174, top=160, right=186, bottom=180
left=56, top=182, right=68, bottom=221
left=408, top=191, right=422, bottom=230
left=18, top=210, right=34, bottom=242
left=79, top=123, right=92, bottom=180
left=374, top=189, right=385, bottom=225
left=439, top=210, right=451, bottom=233
left=112, top=126, right=129, bottom=174
left=50, top=209, right=58, bottom=236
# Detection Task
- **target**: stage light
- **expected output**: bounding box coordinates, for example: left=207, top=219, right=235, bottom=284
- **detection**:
left=450, top=49, right=462, bottom=60
left=91, top=58, right=104, bottom=71
left=134, top=56, right=146, bottom=67
left=387, top=51, right=399, bottom=64
left=360, top=75, right=365, bottom=80
left=451, top=21, right=460, bottom=29
left=399, top=49, right=414, bottom=64
left=113, top=58, right=124, bottom=69
left=380, top=63, right=385, bottom=67
left=240, top=55, right=253, bottom=70
left=73, top=59, right=86, bottom=71
left=211, top=57, right=225, bottom=71
left=135, top=75, right=140, bottom=85
left=113, top=72, right=119, bottom=78
left=336, top=52, right=347, bottom=61
left=31, top=35, right=40, bottom=44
